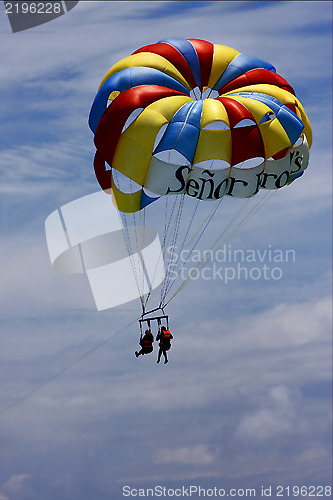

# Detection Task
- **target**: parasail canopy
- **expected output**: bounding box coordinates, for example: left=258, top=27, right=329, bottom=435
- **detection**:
left=89, top=38, right=312, bottom=214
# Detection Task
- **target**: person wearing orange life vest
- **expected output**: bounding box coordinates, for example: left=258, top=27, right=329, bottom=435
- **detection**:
left=156, top=326, right=173, bottom=364
left=135, top=329, right=154, bottom=358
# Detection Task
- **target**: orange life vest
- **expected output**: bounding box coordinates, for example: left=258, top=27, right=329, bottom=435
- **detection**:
left=162, top=330, right=171, bottom=339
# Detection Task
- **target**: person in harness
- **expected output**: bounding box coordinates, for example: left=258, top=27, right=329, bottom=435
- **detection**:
left=156, top=326, right=173, bottom=364
left=135, top=329, right=154, bottom=358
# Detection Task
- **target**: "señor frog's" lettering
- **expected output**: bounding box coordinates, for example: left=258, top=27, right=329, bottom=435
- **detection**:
left=165, top=165, right=292, bottom=200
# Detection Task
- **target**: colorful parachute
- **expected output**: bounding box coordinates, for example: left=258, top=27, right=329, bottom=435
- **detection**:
left=89, top=38, right=312, bottom=214
left=87, top=38, right=312, bottom=316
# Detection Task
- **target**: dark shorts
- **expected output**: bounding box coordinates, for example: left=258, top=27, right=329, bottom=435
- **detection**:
left=159, top=343, right=170, bottom=351
left=142, top=346, right=153, bottom=354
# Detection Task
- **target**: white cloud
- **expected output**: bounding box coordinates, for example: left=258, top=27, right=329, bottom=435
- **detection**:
left=0, top=475, right=32, bottom=500
left=235, top=296, right=332, bottom=349
left=235, top=385, right=299, bottom=441
left=0, top=143, right=89, bottom=195
left=155, top=444, right=216, bottom=465
left=0, top=230, right=93, bottom=318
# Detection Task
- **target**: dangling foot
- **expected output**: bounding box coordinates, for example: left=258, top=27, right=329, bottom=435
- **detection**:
left=164, top=359, right=168, bottom=364
left=135, top=351, right=139, bottom=358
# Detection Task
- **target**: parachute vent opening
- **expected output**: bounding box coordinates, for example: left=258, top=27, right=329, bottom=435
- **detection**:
left=190, top=87, right=219, bottom=100
left=107, top=90, right=121, bottom=106
left=153, top=150, right=191, bottom=166
left=201, top=88, right=219, bottom=99
left=190, top=87, right=202, bottom=100
left=153, top=124, right=169, bottom=150
left=122, top=108, right=144, bottom=132
left=260, top=112, right=276, bottom=124
left=113, top=169, right=141, bottom=194
left=234, top=118, right=257, bottom=128
left=195, top=159, right=230, bottom=170
left=142, top=186, right=160, bottom=199
left=233, top=157, right=264, bottom=169
left=203, top=121, right=229, bottom=130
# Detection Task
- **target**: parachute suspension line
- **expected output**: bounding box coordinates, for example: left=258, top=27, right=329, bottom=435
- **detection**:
left=161, top=194, right=180, bottom=259
left=144, top=194, right=214, bottom=310
left=160, top=167, right=229, bottom=305
left=163, top=197, right=201, bottom=296
left=160, top=193, right=185, bottom=306
left=177, top=197, right=201, bottom=255
left=138, top=205, right=147, bottom=308
left=139, top=193, right=181, bottom=312
left=162, top=197, right=201, bottom=293
left=142, top=205, right=168, bottom=311
left=140, top=196, right=168, bottom=310
left=133, top=198, right=147, bottom=312
left=182, top=197, right=223, bottom=251
left=160, top=193, right=186, bottom=308
left=140, top=206, right=154, bottom=310
left=200, top=193, right=263, bottom=255
left=163, top=196, right=224, bottom=299
left=163, top=198, right=253, bottom=307
left=112, top=170, right=145, bottom=311
left=163, top=190, right=277, bottom=307
left=164, top=195, right=168, bottom=247
left=142, top=194, right=180, bottom=310
left=159, top=152, right=192, bottom=261
left=175, top=163, right=233, bottom=256
left=120, top=210, right=145, bottom=312
left=140, top=177, right=188, bottom=313
left=128, top=178, right=152, bottom=312
left=210, top=197, right=254, bottom=248
left=211, top=189, right=277, bottom=252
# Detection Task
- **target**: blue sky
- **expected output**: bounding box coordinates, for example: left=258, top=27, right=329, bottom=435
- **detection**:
left=0, top=1, right=332, bottom=499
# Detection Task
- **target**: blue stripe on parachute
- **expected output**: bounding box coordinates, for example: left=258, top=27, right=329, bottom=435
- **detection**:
left=159, top=38, right=202, bottom=88
left=153, top=101, right=204, bottom=164
left=89, top=67, right=190, bottom=133
left=213, top=53, right=276, bottom=91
